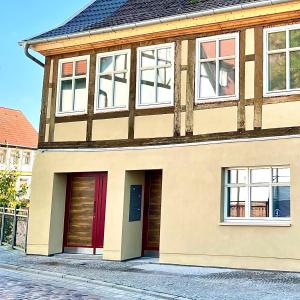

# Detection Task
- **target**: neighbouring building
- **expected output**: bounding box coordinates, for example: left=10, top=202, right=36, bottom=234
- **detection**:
left=0, top=107, right=38, bottom=197
left=21, top=0, right=300, bottom=271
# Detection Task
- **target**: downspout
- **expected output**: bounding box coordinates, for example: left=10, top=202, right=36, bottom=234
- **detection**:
left=24, top=43, right=45, bottom=68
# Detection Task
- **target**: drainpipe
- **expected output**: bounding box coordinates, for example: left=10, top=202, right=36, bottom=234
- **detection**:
left=24, top=43, right=45, bottom=68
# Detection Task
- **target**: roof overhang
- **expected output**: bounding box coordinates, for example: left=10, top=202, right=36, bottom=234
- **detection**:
left=21, top=0, right=300, bottom=56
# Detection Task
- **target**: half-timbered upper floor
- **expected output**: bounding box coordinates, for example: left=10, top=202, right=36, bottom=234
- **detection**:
left=21, top=0, right=300, bottom=149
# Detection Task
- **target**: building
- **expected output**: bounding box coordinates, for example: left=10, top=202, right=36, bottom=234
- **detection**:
left=21, top=0, right=300, bottom=271
left=0, top=107, right=38, bottom=197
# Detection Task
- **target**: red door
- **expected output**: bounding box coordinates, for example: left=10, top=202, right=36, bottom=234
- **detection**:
left=64, top=173, right=107, bottom=253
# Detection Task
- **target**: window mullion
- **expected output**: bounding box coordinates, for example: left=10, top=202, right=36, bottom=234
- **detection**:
left=72, top=77, right=76, bottom=112
left=155, top=49, right=158, bottom=103
left=269, top=168, right=273, bottom=219
left=246, top=168, right=251, bottom=219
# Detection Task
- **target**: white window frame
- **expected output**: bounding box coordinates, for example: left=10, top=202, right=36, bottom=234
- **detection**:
left=195, top=33, right=240, bottom=103
left=136, top=43, right=175, bottom=109
left=264, top=23, right=300, bottom=97
left=224, top=166, right=291, bottom=224
left=94, top=49, right=131, bottom=113
left=56, top=55, right=90, bottom=116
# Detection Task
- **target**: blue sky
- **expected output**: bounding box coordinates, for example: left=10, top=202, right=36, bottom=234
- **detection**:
left=0, top=1, right=89, bottom=130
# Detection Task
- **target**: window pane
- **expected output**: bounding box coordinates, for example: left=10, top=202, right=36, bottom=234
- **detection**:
left=114, top=73, right=128, bottom=107
left=250, top=186, right=270, bottom=217
left=74, top=78, right=87, bottom=111
left=141, top=50, right=155, bottom=68
left=140, top=69, right=155, bottom=104
left=227, top=169, right=247, bottom=184
left=75, top=60, right=87, bottom=76
left=157, top=67, right=172, bottom=103
left=290, top=51, right=300, bottom=89
left=100, top=56, right=113, bottom=73
left=219, top=39, right=235, bottom=57
left=98, top=75, right=113, bottom=108
left=199, top=61, right=216, bottom=98
left=268, top=31, right=286, bottom=51
left=227, top=187, right=247, bottom=217
left=115, top=54, right=127, bottom=71
left=158, top=48, right=171, bottom=65
left=290, top=29, right=300, bottom=48
left=272, top=186, right=290, bottom=218
left=62, top=62, right=73, bottom=77
left=272, top=168, right=290, bottom=183
left=200, top=41, right=216, bottom=59
left=251, top=168, right=270, bottom=183
left=59, top=80, right=73, bottom=112
left=268, top=53, right=286, bottom=91
left=219, top=59, right=235, bottom=96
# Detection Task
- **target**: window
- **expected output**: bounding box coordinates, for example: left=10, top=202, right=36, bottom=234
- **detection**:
left=224, top=167, right=290, bottom=221
left=137, top=43, right=174, bottom=108
left=57, top=56, right=89, bottom=115
left=264, top=24, right=300, bottom=96
left=195, top=33, right=239, bottom=102
left=95, top=50, right=130, bottom=112
left=23, top=152, right=31, bottom=165
left=0, top=149, right=6, bottom=164
left=11, top=150, right=20, bottom=166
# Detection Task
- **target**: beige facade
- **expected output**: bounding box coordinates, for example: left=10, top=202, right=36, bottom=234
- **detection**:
left=28, top=136, right=300, bottom=271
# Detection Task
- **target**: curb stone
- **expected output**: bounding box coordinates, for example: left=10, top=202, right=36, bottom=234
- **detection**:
left=0, top=263, right=191, bottom=300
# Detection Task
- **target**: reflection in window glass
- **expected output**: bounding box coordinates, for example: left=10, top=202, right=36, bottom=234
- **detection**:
left=273, top=186, right=290, bottom=218
left=250, top=186, right=269, bottom=217
left=272, top=168, right=290, bottom=183
left=197, top=35, right=237, bottom=100
left=266, top=26, right=300, bottom=94
left=200, top=41, right=216, bottom=59
left=227, top=187, right=247, bottom=217
left=227, top=169, right=247, bottom=184
left=290, top=51, right=300, bottom=90
left=225, top=167, right=290, bottom=220
left=140, top=69, right=155, bottom=104
left=100, top=56, right=113, bottom=73
left=219, top=59, right=235, bottom=96
left=251, top=168, right=270, bottom=183
left=268, top=53, right=286, bottom=91
left=96, top=52, right=129, bottom=110
left=138, top=45, right=174, bottom=106
left=200, top=61, right=216, bottom=98
left=268, top=31, right=286, bottom=51
left=58, top=57, right=88, bottom=114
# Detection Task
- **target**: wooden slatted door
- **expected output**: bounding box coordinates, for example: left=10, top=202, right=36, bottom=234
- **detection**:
left=142, top=170, right=162, bottom=255
left=64, top=173, right=107, bottom=254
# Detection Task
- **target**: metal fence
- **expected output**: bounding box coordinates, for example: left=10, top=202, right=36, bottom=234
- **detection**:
left=0, top=207, right=29, bottom=251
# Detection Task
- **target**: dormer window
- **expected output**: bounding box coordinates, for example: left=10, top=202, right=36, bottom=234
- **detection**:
left=56, top=56, right=89, bottom=115
left=195, top=33, right=239, bottom=102
left=136, top=43, right=175, bottom=108
left=95, top=50, right=131, bottom=112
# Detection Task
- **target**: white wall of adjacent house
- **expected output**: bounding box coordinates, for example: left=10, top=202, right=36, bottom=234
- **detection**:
left=0, top=146, right=35, bottom=198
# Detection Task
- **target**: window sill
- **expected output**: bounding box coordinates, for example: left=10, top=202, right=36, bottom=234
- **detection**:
left=264, top=90, right=300, bottom=98
left=55, top=111, right=87, bottom=117
left=220, top=221, right=291, bottom=227
left=195, top=97, right=238, bottom=104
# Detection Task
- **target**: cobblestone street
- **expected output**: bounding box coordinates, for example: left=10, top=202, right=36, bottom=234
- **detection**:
left=0, top=268, right=160, bottom=300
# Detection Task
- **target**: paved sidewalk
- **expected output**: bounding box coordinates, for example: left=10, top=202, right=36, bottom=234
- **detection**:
left=1, top=247, right=300, bottom=299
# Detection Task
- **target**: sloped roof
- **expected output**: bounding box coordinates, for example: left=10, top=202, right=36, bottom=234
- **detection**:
left=0, top=107, right=38, bottom=149
left=24, top=0, right=270, bottom=43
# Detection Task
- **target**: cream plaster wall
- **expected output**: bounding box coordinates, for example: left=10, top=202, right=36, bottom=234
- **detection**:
left=28, top=137, right=300, bottom=271
left=54, top=121, right=87, bottom=142
left=45, top=124, right=50, bottom=142
left=121, top=171, right=145, bottom=260
left=92, top=118, right=129, bottom=141
left=245, top=28, right=255, bottom=55
left=193, top=107, right=237, bottom=134
left=245, top=106, right=254, bottom=131
left=180, top=112, right=186, bottom=136
left=245, top=61, right=255, bottom=100
left=134, top=114, right=174, bottom=139
left=262, top=102, right=300, bottom=129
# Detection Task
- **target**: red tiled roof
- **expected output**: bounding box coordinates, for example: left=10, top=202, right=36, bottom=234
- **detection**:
left=0, top=107, right=38, bottom=149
